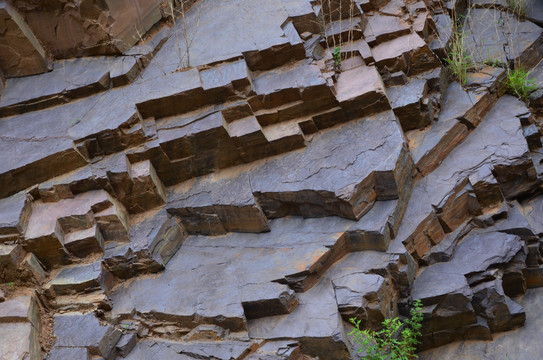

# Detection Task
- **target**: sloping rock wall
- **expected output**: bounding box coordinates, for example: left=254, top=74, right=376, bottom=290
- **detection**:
left=1, top=0, right=543, bottom=359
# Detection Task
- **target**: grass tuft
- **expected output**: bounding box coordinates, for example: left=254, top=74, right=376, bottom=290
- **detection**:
left=444, top=30, right=475, bottom=85
left=503, top=68, right=538, bottom=101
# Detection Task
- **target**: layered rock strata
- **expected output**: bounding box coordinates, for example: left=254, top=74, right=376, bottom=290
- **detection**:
left=0, top=0, right=543, bottom=359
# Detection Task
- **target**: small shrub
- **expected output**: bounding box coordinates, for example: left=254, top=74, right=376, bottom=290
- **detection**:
left=349, top=299, right=423, bottom=360
left=444, top=30, right=475, bottom=85
left=503, top=68, right=538, bottom=101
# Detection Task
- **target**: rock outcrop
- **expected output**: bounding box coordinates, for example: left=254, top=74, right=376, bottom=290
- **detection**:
left=0, top=0, right=543, bottom=359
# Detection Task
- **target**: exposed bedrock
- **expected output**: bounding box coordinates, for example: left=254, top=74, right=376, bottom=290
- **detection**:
left=1, top=0, right=543, bottom=359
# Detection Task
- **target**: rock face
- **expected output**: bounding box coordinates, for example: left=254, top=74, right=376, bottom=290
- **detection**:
left=0, top=0, right=543, bottom=359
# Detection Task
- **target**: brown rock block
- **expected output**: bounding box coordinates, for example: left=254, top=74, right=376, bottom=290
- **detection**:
left=252, top=60, right=331, bottom=111
left=103, top=209, right=186, bottom=278
left=167, top=171, right=269, bottom=236
left=364, top=13, right=410, bottom=46
left=468, top=165, right=504, bottom=209
left=158, top=111, right=243, bottom=172
left=64, top=225, right=104, bottom=258
left=0, top=243, right=26, bottom=280
left=437, top=185, right=474, bottom=233
left=48, top=261, right=113, bottom=296
left=334, top=65, right=390, bottom=117
left=372, top=33, right=440, bottom=76
left=241, top=283, right=298, bottom=319
left=333, top=272, right=395, bottom=329
left=23, top=190, right=128, bottom=267
left=0, top=191, right=32, bottom=242
left=243, top=41, right=306, bottom=72
left=13, top=0, right=164, bottom=59
left=0, top=1, right=51, bottom=77
left=388, top=78, right=431, bottom=131
left=110, top=159, right=167, bottom=214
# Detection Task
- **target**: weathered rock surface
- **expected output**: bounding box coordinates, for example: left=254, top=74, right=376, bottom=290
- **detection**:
left=0, top=1, right=51, bottom=78
left=103, top=209, right=186, bottom=278
left=0, top=293, right=42, bottom=360
left=53, top=312, right=121, bottom=359
left=418, top=287, right=543, bottom=360
left=463, top=8, right=543, bottom=68
left=1, top=0, right=543, bottom=359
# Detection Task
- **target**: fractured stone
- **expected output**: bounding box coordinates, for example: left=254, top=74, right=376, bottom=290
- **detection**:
left=0, top=1, right=51, bottom=78
left=251, top=111, right=410, bottom=220
left=167, top=170, right=269, bottom=235
left=103, top=209, right=186, bottom=278
left=372, top=33, right=440, bottom=76
left=48, top=261, right=113, bottom=296
left=53, top=312, right=121, bottom=359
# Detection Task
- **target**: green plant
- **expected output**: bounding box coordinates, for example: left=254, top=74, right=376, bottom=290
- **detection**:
left=503, top=67, right=538, bottom=101
left=444, top=30, right=475, bottom=85
left=7, top=281, right=14, bottom=288
left=333, top=46, right=342, bottom=70
left=507, top=0, right=528, bottom=16
left=349, top=299, right=423, bottom=360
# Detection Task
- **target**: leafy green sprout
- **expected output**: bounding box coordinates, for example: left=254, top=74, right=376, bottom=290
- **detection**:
left=349, top=299, right=423, bottom=360
left=7, top=282, right=14, bottom=288
left=333, top=46, right=342, bottom=70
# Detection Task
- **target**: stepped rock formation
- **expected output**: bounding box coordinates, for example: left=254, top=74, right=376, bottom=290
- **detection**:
left=0, top=0, right=543, bottom=359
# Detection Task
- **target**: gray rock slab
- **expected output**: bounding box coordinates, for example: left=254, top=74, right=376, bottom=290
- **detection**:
left=53, top=312, right=121, bottom=359
left=140, top=0, right=295, bottom=79
left=49, top=261, right=106, bottom=295
left=463, top=8, right=543, bottom=67
left=450, top=231, right=524, bottom=275
left=110, top=208, right=399, bottom=333
left=529, top=58, right=543, bottom=107
left=0, top=191, right=30, bottom=238
left=0, top=295, right=40, bottom=329
left=47, top=347, right=89, bottom=360
left=110, top=256, right=247, bottom=331
left=491, top=201, right=537, bottom=240
left=412, top=264, right=473, bottom=305
left=413, top=230, right=524, bottom=304
left=0, top=322, right=42, bottom=360
left=251, top=111, right=407, bottom=220
left=519, top=195, right=543, bottom=235
left=248, top=275, right=350, bottom=360
left=123, top=339, right=256, bottom=360
left=0, top=56, right=111, bottom=114
left=115, top=333, right=137, bottom=358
